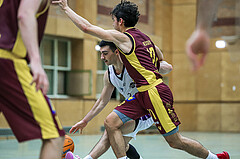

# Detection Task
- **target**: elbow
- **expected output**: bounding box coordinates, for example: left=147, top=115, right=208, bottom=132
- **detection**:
left=17, top=10, right=29, bottom=23
left=81, top=25, right=88, bottom=33
left=17, top=13, right=25, bottom=23
left=18, top=10, right=34, bottom=25
left=81, top=24, right=91, bottom=33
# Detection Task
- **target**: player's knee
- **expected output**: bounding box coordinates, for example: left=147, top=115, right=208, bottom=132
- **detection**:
left=104, top=113, right=121, bottom=130
left=104, top=116, right=113, bottom=130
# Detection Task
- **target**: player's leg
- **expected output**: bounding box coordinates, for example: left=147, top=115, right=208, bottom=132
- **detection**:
left=123, top=115, right=154, bottom=159
left=164, top=130, right=228, bottom=159
left=66, top=120, right=139, bottom=159
left=164, top=129, right=210, bottom=158
left=126, top=143, right=142, bottom=159
left=104, top=114, right=144, bottom=159
left=88, top=130, right=111, bottom=158
left=148, top=83, right=228, bottom=159
left=104, top=111, right=128, bottom=158
left=86, top=120, right=135, bottom=158
left=147, top=84, right=208, bottom=158
left=40, top=137, right=65, bottom=159
left=105, top=94, right=148, bottom=159
left=0, top=58, right=65, bottom=158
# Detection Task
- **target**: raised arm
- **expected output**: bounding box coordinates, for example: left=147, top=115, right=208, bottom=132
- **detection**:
left=186, top=0, right=223, bottom=71
left=69, top=70, right=115, bottom=134
left=53, top=0, right=131, bottom=52
left=18, top=0, right=49, bottom=94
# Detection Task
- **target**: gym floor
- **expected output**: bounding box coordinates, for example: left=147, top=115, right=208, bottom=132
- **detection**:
left=0, top=132, right=239, bottom=159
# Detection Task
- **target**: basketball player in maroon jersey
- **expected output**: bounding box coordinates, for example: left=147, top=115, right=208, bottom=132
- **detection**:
left=0, top=0, right=65, bottom=158
left=54, top=0, right=229, bottom=158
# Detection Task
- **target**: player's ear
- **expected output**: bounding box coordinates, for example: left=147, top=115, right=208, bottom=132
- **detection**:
left=119, top=18, right=124, bottom=25
left=115, top=49, right=120, bottom=55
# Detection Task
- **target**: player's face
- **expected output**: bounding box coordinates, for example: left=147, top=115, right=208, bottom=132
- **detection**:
left=100, top=46, right=118, bottom=66
left=112, top=16, right=120, bottom=31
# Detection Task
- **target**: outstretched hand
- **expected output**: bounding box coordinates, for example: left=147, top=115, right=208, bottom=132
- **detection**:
left=69, top=120, right=88, bottom=134
left=52, top=0, right=68, bottom=10
left=186, top=29, right=210, bottom=71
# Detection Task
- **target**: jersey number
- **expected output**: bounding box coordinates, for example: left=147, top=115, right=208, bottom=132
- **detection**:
left=147, top=47, right=158, bottom=68
left=0, top=0, right=3, bottom=7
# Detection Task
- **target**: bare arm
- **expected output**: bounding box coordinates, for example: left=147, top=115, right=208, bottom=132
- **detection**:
left=53, top=0, right=132, bottom=53
left=186, top=0, right=222, bottom=71
left=155, top=45, right=164, bottom=61
left=155, top=46, right=173, bottom=74
left=196, top=0, right=223, bottom=30
left=18, top=0, right=49, bottom=94
left=69, top=71, right=115, bottom=134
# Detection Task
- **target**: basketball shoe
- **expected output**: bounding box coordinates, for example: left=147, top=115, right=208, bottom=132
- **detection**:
left=65, top=151, right=81, bottom=159
left=216, top=151, right=230, bottom=159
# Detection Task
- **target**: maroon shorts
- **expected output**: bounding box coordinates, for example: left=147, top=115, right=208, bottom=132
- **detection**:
left=115, top=82, right=181, bottom=134
left=0, top=56, right=65, bottom=142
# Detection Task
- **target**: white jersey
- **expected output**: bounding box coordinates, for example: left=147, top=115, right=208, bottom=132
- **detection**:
left=108, top=65, right=138, bottom=99
left=108, top=65, right=154, bottom=139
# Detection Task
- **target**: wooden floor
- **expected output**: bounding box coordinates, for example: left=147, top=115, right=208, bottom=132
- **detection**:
left=0, top=132, right=239, bottom=159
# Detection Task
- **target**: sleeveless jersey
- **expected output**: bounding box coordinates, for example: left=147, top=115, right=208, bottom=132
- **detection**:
left=0, top=0, right=50, bottom=61
left=108, top=65, right=138, bottom=99
left=118, top=28, right=162, bottom=90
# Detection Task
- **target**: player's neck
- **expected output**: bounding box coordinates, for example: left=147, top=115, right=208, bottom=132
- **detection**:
left=120, top=26, right=129, bottom=33
left=113, top=62, right=123, bottom=75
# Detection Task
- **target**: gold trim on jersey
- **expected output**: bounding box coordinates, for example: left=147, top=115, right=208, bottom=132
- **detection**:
left=12, top=31, right=27, bottom=58
left=0, top=0, right=3, bottom=7
left=120, top=32, right=160, bottom=88
left=14, top=60, right=61, bottom=139
left=137, top=78, right=162, bottom=92
left=0, top=48, right=25, bottom=60
left=36, top=0, right=50, bottom=18
left=148, top=87, right=176, bottom=133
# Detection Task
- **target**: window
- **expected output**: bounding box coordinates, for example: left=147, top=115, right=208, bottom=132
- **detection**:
left=40, top=36, right=71, bottom=98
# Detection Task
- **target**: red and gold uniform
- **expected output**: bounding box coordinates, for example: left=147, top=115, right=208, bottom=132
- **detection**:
left=0, top=0, right=65, bottom=142
left=115, top=28, right=181, bottom=134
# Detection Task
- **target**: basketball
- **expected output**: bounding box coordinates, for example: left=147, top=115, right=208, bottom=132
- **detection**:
left=62, top=135, right=75, bottom=159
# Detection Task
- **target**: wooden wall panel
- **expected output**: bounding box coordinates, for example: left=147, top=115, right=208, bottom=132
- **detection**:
left=221, top=103, right=240, bottom=132
left=53, top=99, right=84, bottom=127
left=172, top=53, right=196, bottom=101
left=221, top=53, right=240, bottom=101
left=174, top=103, right=197, bottom=131
left=197, top=104, right=221, bottom=131
left=196, top=53, right=222, bottom=101
left=172, top=3, right=196, bottom=52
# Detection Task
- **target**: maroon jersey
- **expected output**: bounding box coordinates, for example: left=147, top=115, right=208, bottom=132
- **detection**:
left=0, top=0, right=49, bottom=60
left=118, top=28, right=162, bottom=90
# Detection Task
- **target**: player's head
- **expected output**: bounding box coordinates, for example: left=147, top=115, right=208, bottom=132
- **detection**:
left=110, top=0, right=140, bottom=28
left=99, top=40, right=120, bottom=66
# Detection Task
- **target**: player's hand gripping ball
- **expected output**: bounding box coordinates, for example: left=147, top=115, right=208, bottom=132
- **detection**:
left=62, top=135, right=75, bottom=159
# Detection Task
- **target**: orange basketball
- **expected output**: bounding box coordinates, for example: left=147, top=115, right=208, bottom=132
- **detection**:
left=62, top=135, right=75, bottom=159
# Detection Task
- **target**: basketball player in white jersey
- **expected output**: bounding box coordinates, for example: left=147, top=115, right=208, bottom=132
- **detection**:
left=66, top=40, right=172, bottom=159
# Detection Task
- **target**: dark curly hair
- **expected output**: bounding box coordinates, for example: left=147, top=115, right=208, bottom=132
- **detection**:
left=110, top=0, right=140, bottom=27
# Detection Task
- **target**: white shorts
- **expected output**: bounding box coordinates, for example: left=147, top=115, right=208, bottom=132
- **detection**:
left=123, top=114, right=154, bottom=140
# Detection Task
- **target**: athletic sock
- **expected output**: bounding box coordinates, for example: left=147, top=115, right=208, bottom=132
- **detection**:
left=206, top=150, right=218, bottom=159
left=83, top=155, right=93, bottom=159
left=126, top=144, right=141, bottom=159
